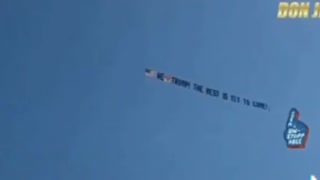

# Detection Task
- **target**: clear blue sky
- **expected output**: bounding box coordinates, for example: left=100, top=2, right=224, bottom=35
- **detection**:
left=1, top=0, right=320, bottom=179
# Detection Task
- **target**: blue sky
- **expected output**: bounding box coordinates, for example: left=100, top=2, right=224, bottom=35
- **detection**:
left=1, top=0, right=320, bottom=179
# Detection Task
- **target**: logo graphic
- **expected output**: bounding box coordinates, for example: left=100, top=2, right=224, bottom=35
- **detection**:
left=278, top=2, right=320, bottom=19
left=311, top=175, right=318, bottom=180
left=283, top=108, right=310, bottom=150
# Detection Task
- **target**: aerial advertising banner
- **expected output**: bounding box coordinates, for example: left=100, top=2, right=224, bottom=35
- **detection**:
left=145, top=68, right=270, bottom=111
left=283, top=108, right=310, bottom=150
